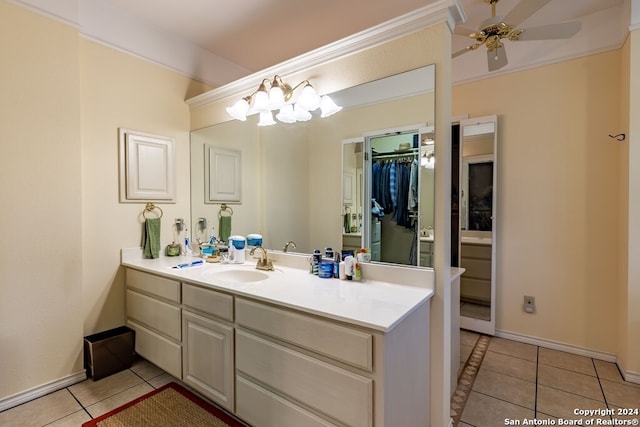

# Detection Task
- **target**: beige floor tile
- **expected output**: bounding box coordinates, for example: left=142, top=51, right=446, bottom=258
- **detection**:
left=85, top=382, right=154, bottom=418
left=472, top=368, right=536, bottom=409
left=488, top=337, right=537, bottom=362
left=68, top=369, right=144, bottom=407
left=45, top=409, right=92, bottom=426
left=148, top=373, right=176, bottom=389
left=130, top=358, right=165, bottom=381
left=538, top=347, right=595, bottom=376
left=600, top=379, right=640, bottom=408
left=461, top=391, right=533, bottom=426
left=0, top=389, right=82, bottom=427
left=537, top=385, right=608, bottom=420
left=458, top=422, right=474, bottom=427
left=594, top=360, right=626, bottom=384
left=538, top=364, right=604, bottom=401
left=480, top=350, right=537, bottom=382
left=461, top=329, right=480, bottom=347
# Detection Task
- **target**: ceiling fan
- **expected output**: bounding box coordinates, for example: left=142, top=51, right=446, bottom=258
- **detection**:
left=453, top=0, right=581, bottom=71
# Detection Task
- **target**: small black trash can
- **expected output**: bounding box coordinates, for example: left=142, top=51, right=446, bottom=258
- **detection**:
left=84, top=326, right=135, bottom=381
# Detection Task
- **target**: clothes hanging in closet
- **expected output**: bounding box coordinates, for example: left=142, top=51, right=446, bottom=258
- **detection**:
left=372, top=158, right=417, bottom=229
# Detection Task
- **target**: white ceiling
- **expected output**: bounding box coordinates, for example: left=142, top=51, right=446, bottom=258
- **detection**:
left=12, top=0, right=630, bottom=87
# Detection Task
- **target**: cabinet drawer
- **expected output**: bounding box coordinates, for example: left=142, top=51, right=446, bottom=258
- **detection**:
left=236, top=376, right=336, bottom=427
left=126, top=290, right=181, bottom=341
left=127, top=319, right=181, bottom=378
left=236, top=298, right=373, bottom=371
left=460, top=258, right=491, bottom=280
left=461, top=277, right=491, bottom=303
left=126, top=268, right=180, bottom=303
left=183, top=282, right=233, bottom=321
left=236, top=331, right=372, bottom=427
left=461, top=243, right=491, bottom=260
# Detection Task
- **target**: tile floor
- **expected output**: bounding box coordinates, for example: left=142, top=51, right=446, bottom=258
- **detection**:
left=460, top=301, right=490, bottom=321
left=458, top=329, right=640, bottom=427
left=0, top=357, right=174, bottom=426
left=2, top=333, right=639, bottom=427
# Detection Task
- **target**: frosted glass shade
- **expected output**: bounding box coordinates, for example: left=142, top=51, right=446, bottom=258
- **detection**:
left=296, top=84, right=321, bottom=111
left=276, top=104, right=296, bottom=123
left=257, top=111, right=276, bottom=126
left=226, top=98, right=250, bottom=121
left=268, top=86, right=286, bottom=109
left=319, top=95, right=342, bottom=118
left=293, top=104, right=312, bottom=121
left=251, top=89, right=270, bottom=113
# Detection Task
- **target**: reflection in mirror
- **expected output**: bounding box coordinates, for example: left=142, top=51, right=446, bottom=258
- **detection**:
left=459, top=116, right=497, bottom=335
left=190, top=65, right=435, bottom=270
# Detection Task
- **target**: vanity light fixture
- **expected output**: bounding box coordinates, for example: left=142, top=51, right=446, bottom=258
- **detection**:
left=421, top=139, right=435, bottom=169
left=226, top=75, right=342, bottom=126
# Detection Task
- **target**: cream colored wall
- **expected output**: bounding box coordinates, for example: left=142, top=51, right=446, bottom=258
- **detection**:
left=0, top=1, right=210, bottom=402
left=453, top=50, right=621, bottom=354
left=80, top=39, right=210, bottom=335
left=0, top=2, right=83, bottom=399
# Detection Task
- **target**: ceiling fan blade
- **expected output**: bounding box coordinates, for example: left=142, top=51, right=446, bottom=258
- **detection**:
left=454, top=26, right=478, bottom=37
left=504, top=0, right=552, bottom=27
left=452, top=46, right=473, bottom=58
left=487, top=45, right=508, bottom=72
left=516, top=21, right=582, bottom=41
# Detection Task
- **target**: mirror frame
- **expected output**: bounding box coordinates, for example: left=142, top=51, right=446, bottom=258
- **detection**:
left=459, top=115, right=498, bottom=335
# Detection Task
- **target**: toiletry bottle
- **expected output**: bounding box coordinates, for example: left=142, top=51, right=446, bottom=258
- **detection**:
left=312, top=249, right=321, bottom=275
left=354, top=261, right=361, bottom=281
left=184, top=228, right=192, bottom=256
left=333, top=252, right=341, bottom=278
left=344, top=255, right=354, bottom=280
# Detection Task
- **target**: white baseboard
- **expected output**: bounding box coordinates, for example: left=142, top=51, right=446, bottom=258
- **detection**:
left=495, top=329, right=640, bottom=385
left=495, top=329, right=617, bottom=362
left=618, top=363, right=640, bottom=385
left=0, top=370, right=87, bottom=412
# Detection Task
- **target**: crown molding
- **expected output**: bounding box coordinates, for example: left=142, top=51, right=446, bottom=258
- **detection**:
left=186, top=0, right=464, bottom=109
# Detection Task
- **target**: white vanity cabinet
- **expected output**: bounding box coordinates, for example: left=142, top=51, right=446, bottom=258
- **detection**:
left=122, top=260, right=432, bottom=427
left=234, top=297, right=430, bottom=427
left=181, top=282, right=235, bottom=411
left=125, top=268, right=182, bottom=378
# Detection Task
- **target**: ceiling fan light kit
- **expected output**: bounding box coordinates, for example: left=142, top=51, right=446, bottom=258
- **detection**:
left=453, top=0, right=581, bottom=72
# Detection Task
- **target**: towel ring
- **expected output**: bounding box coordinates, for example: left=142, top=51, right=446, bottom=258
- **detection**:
left=142, top=202, right=163, bottom=219
left=218, top=203, right=233, bottom=218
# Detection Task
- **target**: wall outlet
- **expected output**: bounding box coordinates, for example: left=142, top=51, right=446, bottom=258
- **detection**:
left=524, top=296, right=536, bottom=314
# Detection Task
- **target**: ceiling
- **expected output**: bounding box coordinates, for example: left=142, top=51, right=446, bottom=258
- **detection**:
left=14, top=0, right=630, bottom=87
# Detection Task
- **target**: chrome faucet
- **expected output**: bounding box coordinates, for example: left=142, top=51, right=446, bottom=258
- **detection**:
left=283, top=241, right=297, bottom=253
left=250, top=245, right=274, bottom=271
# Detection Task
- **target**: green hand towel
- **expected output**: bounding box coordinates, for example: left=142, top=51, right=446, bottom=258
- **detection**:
left=141, top=217, right=161, bottom=259
left=219, top=215, right=232, bottom=244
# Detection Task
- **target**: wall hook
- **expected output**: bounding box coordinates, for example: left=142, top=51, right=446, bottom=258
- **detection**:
left=609, top=133, right=626, bottom=141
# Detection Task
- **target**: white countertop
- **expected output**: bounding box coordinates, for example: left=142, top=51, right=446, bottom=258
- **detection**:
left=121, top=248, right=433, bottom=333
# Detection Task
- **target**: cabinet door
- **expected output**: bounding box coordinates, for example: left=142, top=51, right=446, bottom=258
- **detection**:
left=182, top=311, right=234, bottom=411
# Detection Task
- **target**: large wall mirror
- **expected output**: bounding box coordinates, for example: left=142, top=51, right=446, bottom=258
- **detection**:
left=190, top=64, right=435, bottom=270
left=458, top=115, right=498, bottom=335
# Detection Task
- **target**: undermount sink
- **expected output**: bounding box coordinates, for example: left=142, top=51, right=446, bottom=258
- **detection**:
left=207, top=268, right=271, bottom=283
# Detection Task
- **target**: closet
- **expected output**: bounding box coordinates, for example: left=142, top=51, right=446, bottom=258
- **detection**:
left=360, top=124, right=435, bottom=267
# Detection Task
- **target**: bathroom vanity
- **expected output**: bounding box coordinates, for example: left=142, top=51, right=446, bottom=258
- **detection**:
left=122, top=248, right=433, bottom=427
